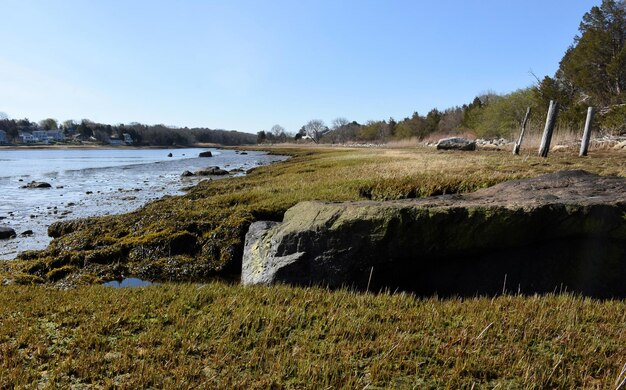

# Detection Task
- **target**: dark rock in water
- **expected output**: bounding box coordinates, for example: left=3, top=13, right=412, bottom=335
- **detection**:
left=21, top=181, right=52, bottom=189
left=436, top=137, right=476, bottom=151
left=198, top=151, right=213, bottom=157
left=195, top=166, right=229, bottom=176
left=56, top=186, right=64, bottom=189
left=18, top=179, right=23, bottom=182
left=167, top=152, right=173, bottom=157
left=243, top=170, right=626, bottom=297
left=21, top=230, right=34, bottom=236
left=86, top=191, right=93, bottom=195
left=0, top=226, right=17, bottom=239
left=229, top=168, right=244, bottom=173
left=240, top=152, right=248, bottom=155
left=181, top=170, right=194, bottom=177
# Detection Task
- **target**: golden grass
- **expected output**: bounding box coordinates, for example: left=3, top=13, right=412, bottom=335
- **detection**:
left=0, top=283, right=624, bottom=388
left=3, top=146, right=626, bottom=285
left=1, top=146, right=626, bottom=388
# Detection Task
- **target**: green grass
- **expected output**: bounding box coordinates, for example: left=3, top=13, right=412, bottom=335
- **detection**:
left=3, top=146, right=625, bottom=285
left=0, top=283, right=624, bottom=388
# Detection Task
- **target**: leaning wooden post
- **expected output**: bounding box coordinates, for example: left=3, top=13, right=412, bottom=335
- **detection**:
left=513, top=107, right=532, bottom=155
left=538, top=100, right=558, bottom=158
left=579, top=107, right=595, bottom=156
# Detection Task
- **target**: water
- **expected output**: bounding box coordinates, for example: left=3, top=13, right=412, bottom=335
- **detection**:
left=102, top=278, right=153, bottom=288
left=0, top=148, right=287, bottom=259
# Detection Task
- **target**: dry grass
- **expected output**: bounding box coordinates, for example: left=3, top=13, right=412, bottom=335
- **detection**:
left=0, top=283, right=624, bottom=388
left=3, top=146, right=626, bottom=285
left=1, top=146, right=626, bottom=388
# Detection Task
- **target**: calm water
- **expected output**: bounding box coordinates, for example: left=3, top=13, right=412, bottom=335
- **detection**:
left=0, top=148, right=287, bottom=259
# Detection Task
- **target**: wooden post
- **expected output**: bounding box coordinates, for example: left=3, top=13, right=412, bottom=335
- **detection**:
left=538, top=100, right=558, bottom=158
left=579, top=107, right=595, bottom=156
left=513, top=107, right=532, bottom=155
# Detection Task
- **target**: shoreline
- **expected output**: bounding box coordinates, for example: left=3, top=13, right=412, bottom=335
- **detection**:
left=0, top=148, right=288, bottom=261
left=0, top=142, right=224, bottom=151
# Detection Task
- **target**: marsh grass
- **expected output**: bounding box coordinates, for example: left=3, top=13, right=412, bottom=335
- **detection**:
left=2, top=146, right=626, bottom=284
left=1, top=146, right=626, bottom=388
left=0, top=283, right=624, bottom=388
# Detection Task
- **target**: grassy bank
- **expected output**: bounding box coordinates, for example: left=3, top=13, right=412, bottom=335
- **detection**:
left=2, top=146, right=625, bottom=285
left=1, top=283, right=625, bottom=388
left=1, top=146, right=625, bottom=388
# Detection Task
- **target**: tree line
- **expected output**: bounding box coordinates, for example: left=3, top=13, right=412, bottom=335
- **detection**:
left=0, top=116, right=256, bottom=146
left=260, top=0, right=626, bottom=144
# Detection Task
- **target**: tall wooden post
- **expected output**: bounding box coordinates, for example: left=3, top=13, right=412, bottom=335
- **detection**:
left=538, top=100, right=558, bottom=158
left=513, top=107, right=532, bottom=155
left=579, top=107, right=595, bottom=157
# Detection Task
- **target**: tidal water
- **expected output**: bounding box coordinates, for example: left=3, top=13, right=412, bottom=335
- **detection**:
left=0, top=148, right=287, bottom=259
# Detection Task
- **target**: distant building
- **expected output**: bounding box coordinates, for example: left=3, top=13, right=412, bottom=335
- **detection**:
left=0, top=130, right=7, bottom=144
left=19, top=132, right=36, bottom=143
left=123, top=133, right=133, bottom=145
left=46, top=130, right=65, bottom=141
left=32, top=130, right=48, bottom=142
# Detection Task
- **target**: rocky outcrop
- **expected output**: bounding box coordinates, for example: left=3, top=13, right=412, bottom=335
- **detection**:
left=198, top=151, right=213, bottom=157
left=436, top=137, right=476, bottom=151
left=195, top=166, right=229, bottom=176
left=0, top=226, right=16, bottom=239
left=242, top=170, right=626, bottom=297
left=21, top=181, right=52, bottom=189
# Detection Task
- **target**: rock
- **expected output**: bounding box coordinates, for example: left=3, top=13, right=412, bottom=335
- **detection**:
left=21, top=230, right=34, bottom=236
left=21, top=181, right=52, bottom=189
left=198, top=151, right=213, bottom=157
left=181, top=170, right=194, bottom=177
left=551, top=145, right=569, bottom=152
left=480, top=144, right=500, bottom=151
left=240, top=152, right=248, bottom=155
left=242, top=170, right=626, bottom=297
left=167, top=152, right=173, bottom=157
left=86, top=191, right=93, bottom=195
left=613, top=141, right=626, bottom=150
left=0, top=227, right=17, bottom=239
left=195, top=166, right=229, bottom=176
left=436, top=137, right=476, bottom=151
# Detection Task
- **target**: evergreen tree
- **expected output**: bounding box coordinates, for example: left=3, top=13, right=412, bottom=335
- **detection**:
left=558, top=0, right=626, bottom=106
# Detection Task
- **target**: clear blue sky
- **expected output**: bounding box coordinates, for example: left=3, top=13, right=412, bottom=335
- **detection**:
left=0, top=0, right=599, bottom=134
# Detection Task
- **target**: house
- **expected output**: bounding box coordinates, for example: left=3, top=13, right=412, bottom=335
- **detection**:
left=32, top=130, right=48, bottom=142
left=46, top=130, right=65, bottom=141
left=0, top=130, right=7, bottom=144
left=123, top=133, right=133, bottom=145
left=109, top=134, right=123, bottom=146
left=19, top=132, right=36, bottom=143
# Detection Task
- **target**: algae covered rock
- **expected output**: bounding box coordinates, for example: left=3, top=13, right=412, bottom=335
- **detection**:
left=242, top=170, right=626, bottom=297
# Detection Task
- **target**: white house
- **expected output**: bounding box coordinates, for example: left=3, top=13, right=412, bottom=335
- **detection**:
left=32, top=130, right=49, bottom=142
left=20, top=132, right=36, bottom=143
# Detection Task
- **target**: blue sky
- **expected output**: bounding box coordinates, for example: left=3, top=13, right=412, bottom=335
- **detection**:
left=0, top=1, right=599, bottom=133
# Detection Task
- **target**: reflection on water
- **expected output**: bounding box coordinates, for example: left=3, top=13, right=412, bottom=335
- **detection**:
left=102, top=278, right=153, bottom=288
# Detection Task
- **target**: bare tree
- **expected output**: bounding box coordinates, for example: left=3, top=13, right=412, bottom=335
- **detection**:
left=332, top=117, right=349, bottom=130
left=304, top=119, right=327, bottom=143
left=271, top=124, right=285, bottom=137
